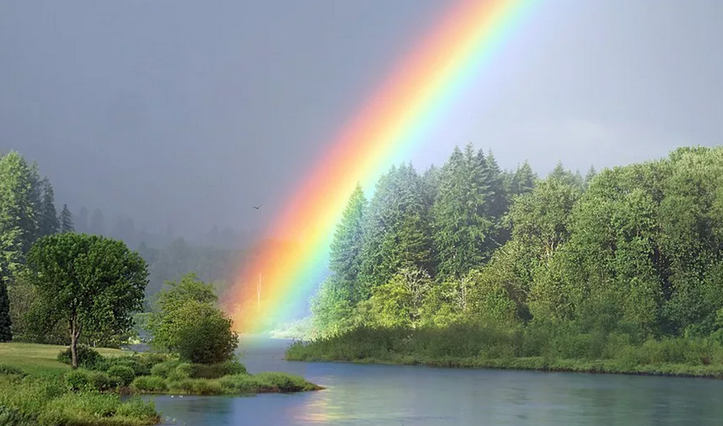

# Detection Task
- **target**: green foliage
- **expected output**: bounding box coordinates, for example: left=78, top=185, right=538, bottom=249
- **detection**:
left=130, top=376, right=168, bottom=393
left=57, top=346, right=103, bottom=369
left=148, top=274, right=238, bottom=364
left=431, top=145, right=494, bottom=281
left=308, top=145, right=723, bottom=370
left=0, top=363, right=25, bottom=376
left=150, top=360, right=181, bottom=378
left=359, top=164, right=434, bottom=294
left=27, top=233, right=148, bottom=367
left=64, top=369, right=113, bottom=392
left=107, top=365, right=136, bottom=387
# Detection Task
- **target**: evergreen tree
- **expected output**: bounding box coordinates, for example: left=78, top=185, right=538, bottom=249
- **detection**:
left=432, top=144, right=493, bottom=281
left=59, top=204, right=74, bottom=233
left=359, top=164, right=433, bottom=295
left=584, top=165, right=597, bottom=189
left=509, top=161, right=537, bottom=197
left=89, top=209, right=106, bottom=235
left=0, top=280, right=11, bottom=341
left=549, top=161, right=584, bottom=189
left=329, top=184, right=367, bottom=301
left=484, top=150, right=510, bottom=248
left=38, top=178, right=60, bottom=237
left=0, top=151, right=37, bottom=282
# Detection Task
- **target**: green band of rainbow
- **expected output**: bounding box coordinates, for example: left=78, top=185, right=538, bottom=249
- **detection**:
left=225, top=0, right=540, bottom=332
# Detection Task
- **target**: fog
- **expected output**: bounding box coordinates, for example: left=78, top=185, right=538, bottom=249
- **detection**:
left=2, top=0, right=722, bottom=245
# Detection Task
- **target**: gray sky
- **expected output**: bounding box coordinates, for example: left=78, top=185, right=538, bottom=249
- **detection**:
left=2, top=0, right=722, bottom=242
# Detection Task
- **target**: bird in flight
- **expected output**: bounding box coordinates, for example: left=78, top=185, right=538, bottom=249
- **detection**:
left=253, top=204, right=262, bottom=210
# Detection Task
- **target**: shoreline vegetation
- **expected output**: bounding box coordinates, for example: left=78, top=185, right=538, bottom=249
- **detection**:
left=0, top=343, right=320, bottom=426
left=285, top=325, right=723, bottom=380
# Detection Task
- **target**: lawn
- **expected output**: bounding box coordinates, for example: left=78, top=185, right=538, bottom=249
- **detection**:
left=0, top=342, right=124, bottom=375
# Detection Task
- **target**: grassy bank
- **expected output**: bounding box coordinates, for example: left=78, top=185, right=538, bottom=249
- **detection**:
left=0, top=343, right=320, bottom=426
left=285, top=325, right=723, bottom=379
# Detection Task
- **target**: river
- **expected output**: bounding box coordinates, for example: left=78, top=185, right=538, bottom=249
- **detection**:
left=151, top=335, right=723, bottom=425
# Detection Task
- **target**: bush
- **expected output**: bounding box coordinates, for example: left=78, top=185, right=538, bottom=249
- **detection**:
left=253, top=372, right=318, bottom=392
left=57, top=345, right=103, bottom=368
left=0, top=363, right=25, bottom=376
left=150, top=360, right=181, bottom=378
left=65, top=369, right=113, bottom=392
left=130, top=376, right=168, bottom=393
left=37, top=392, right=159, bottom=426
left=184, top=361, right=247, bottom=379
left=108, top=365, right=136, bottom=387
left=169, top=378, right=223, bottom=395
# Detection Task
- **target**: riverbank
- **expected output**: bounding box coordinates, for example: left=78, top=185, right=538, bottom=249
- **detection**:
left=285, top=325, right=723, bottom=379
left=0, top=342, right=321, bottom=425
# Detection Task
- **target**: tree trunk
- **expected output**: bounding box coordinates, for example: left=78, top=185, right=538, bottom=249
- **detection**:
left=70, top=317, right=79, bottom=369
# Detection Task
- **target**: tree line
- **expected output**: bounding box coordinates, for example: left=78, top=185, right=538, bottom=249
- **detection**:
left=312, top=145, right=723, bottom=343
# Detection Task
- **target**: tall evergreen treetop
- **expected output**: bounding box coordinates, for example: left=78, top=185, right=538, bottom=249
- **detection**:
left=360, top=164, right=433, bottom=293
left=38, top=178, right=60, bottom=237
left=60, top=204, right=74, bottom=233
left=431, top=144, right=493, bottom=281
left=329, top=183, right=367, bottom=299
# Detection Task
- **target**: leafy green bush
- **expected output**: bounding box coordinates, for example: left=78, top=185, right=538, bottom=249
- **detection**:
left=57, top=345, right=103, bottom=368
left=169, top=378, right=223, bottom=395
left=65, top=369, right=114, bottom=392
left=0, top=363, right=25, bottom=376
left=150, top=360, right=181, bottom=378
left=253, top=372, right=318, bottom=392
left=130, top=376, right=168, bottom=393
left=184, top=361, right=247, bottom=379
left=108, top=365, right=136, bottom=387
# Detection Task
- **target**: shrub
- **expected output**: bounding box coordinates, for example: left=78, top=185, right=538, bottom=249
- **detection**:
left=150, top=360, right=181, bottom=378
left=253, top=372, right=317, bottom=392
left=184, top=361, right=247, bottom=379
left=57, top=345, right=103, bottom=368
left=87, top=371, right=113, bottom=391
left=130, top=376, right=168, bottom=393
left=107, top=365, right=136, bottom=387
left=0, top=364, right=25, bottom=376
left=65, top=369, right=91, bottom=392
left=37, top=392, right=159, bottom=426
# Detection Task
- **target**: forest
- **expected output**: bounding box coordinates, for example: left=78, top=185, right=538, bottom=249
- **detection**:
left=290, top=145, right=723, bottom=373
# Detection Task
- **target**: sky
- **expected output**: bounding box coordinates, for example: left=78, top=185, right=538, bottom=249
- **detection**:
left=2, top=0, right=722, bottom=243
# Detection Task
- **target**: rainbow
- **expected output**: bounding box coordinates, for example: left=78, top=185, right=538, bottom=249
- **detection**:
left=225, top=0, right=540, bottom=332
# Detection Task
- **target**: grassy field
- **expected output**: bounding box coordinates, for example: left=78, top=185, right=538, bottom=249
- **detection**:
left=0, top=342, right=124, bottom=375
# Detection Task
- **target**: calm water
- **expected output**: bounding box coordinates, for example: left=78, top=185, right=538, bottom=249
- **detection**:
left=151, top=336, right=723, bottom=426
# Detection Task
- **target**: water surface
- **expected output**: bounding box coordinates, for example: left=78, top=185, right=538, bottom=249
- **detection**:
left=152, top=336, right=723, bottom=425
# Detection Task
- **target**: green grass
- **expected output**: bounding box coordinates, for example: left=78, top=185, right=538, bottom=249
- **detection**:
left=0, top=343, right=124, bottom=375
left=285, top=325, right=723, bottom=379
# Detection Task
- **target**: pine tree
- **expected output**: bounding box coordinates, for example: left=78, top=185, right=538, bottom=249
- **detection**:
left=359, top=164, right=433, bottom=295
left=59, top=204, right=74, bottom=233
left=584, top=165, right=597, bottom=189
left=38, top=178, right=60, bottom=237
left=0, top=151, right=37, bottom=282
left=0, top=280, right=11, bottom=341
left=431, top=144, right=493, bottom=281
left=509, top=161, right=537, bottom=197
left=484, top=150, right=510, bottom=248
left=329, top=184, right=367, bottom=301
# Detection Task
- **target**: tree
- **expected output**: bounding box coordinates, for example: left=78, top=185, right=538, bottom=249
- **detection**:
left=38, top=178, right=59, bottom=237
left=149, top=274, right=238, bottom=364
left=0, top=151, right=37, bottom=282
left=26, top=233, right=148, bottom=368
left=431, top=145, right=492, bottom=281
left=365, top=267, right=432, bottom=328
left=328, top=183, right=367, bottom=300
left=359, top=164, right=433, bottom=294
left=59, top=204, right=74, bottom=233
left=0, top=280, right=11, bottom=341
